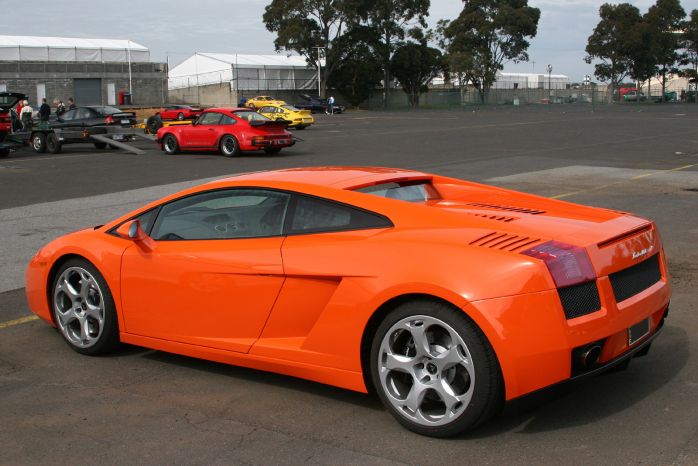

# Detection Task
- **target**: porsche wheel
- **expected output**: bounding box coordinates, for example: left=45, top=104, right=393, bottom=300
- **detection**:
left=51, top=259, right=119, bottom=355
left=32, top=133, right=46, bottom=153
left=370, top=300, right=503, bottom=437
left=219, top=135, right=239, bottom=157
left=177, top=112, right=185, bottom=121
left=163, top=134, right=179, bottom=154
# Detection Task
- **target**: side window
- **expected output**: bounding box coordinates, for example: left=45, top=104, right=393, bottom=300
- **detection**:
left=198, top=112, right=222, bottom=125
left=150, top=189, right=290, bottom=241
left=289, top=195, right=392, bottom=234
left=259, top=106, right=271, bottom=113
left=75, top=108, right=92, bottom=119
left=61, top=109, right=76, bottom=120
left=220, top=114, right=236, bottom=125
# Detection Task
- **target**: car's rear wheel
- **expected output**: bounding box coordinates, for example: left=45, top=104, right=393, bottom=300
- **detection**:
left=177, top=112, right=185, bottom=121
left=370, top=300, right=503, bottom=437
left=93, top=142, right=107, bottom=149
left=46, top=132, right=62, bottom=154
left=31, top=132, right=46, bottom=153
left=163, top=134, right=179, bottom=154
left=51, top=259, right=119, bottom=355
left=219, top=135, right=239, bottom=157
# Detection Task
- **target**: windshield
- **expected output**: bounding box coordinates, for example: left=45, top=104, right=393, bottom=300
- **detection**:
left=356, top=181, right=440, bottom=203
left=234, top=111, right=271, bottom=122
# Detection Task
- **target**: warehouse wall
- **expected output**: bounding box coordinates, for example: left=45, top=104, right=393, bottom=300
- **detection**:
left=0, top=61, right=167, bottom=106
left=168, top=83, right=326, bottom=107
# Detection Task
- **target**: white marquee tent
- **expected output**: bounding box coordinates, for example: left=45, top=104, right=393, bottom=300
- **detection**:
left=168, top=53, right=318, bottom=91
left=0, top=35, right=150, bottom=62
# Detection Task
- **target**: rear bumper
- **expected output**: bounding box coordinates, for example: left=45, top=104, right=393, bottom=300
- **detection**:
left=466, top=268, right=671, bottom=400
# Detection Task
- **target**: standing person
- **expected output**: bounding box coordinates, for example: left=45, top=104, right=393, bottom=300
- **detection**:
left=68, top=97, right=76, bottom=110
left=239, top=95, right=247, bottom=107
left=680, top=89, right=687, bottom=103
left=54, top=98, right=66, bottom=117
left=19, top=100, right=33, bottom=131
left=38, top=98, right=51, bottom=122
left=326, top=95, right=335, bottom=115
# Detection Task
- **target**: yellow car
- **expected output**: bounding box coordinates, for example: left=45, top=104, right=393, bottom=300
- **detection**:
left=244, top=96, right=286, bottom=109
left=257, top=104, right=314, bottom=129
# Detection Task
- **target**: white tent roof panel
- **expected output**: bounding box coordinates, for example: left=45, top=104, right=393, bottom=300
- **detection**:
left=0, top=35, right=150, bottom=62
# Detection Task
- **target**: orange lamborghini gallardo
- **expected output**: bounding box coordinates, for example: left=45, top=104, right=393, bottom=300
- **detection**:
left=26, top=167, right=670, bottom=437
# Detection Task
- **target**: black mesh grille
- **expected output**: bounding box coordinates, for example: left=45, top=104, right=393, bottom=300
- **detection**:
left=610, top=254, right=661, bottom=303
left=557, top=281, right=602, bottom=319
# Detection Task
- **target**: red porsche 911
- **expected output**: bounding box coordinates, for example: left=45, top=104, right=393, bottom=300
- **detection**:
left=156, top=108, right=295, bottom=157
left=157, top=104, right=203, bottom=121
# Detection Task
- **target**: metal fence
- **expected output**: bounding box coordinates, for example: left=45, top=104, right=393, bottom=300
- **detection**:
left=367, top=87, right=610, bottom=110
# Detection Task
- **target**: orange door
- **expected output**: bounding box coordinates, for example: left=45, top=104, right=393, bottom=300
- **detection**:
left=120, top=237, right=285, bottom=352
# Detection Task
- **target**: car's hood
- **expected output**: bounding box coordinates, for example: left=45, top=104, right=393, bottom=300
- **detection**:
left=0, top=92, right=26, bottom=112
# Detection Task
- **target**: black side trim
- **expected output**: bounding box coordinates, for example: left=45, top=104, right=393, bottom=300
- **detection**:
left=557, top=281, right=601, bottom=320
left=610, top=254, right=661, bottom=303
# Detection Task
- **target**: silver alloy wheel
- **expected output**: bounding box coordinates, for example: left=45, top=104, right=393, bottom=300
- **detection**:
left=53, top=266, right=105, bottom=348
left=378, top=315, right=475, bottom=427
left=221, top=136, right=237, bottom=156
left=164, top=135, right=177, bottom=153
left=32, top=135, right=43, bottom=151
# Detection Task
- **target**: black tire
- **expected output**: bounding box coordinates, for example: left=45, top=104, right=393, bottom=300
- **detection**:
left=93, top=142, right=108, bottom=149
left=219, top=135, right=239, bottom=157
left=146, top=115, right=163, bottom=134
left=177, top=112, right=185, bottom=121
left=31, top=132, right=47, bottom=153
left=296, top=125, right=306, bottom=130
left=51, top=258, right=120, bottom=355
left=162, top=134, right=180, bottom=154
left=0, top=148, right=9, bottom=158
left=264, top=147, right=282, bottom=155
left=46, top=132, right=62, bottom=154
left=370, top=299, right=503, bottom=438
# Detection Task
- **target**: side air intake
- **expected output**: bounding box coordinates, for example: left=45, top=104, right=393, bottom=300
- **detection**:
left=466, top=202, right=546, bottom=215
left=470, top=232, right=540, bottom=252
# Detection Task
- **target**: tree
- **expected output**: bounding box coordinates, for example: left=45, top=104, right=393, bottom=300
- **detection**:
left=680, top=9, right=698, bottom=101
left=327, top=26, right=383, bottom=106
left=353, top=0, right=430, bottom=108
left=263, top=0, right=353, bottom=97
left=391, top=43, right=443, bottom=107
left=626, top=12, right=658, bottom=102
left=585, top=3, right=641, bottom=102
left=645, top=0, right=686, bottom=101
left=441, top=0, right=540, bottom=103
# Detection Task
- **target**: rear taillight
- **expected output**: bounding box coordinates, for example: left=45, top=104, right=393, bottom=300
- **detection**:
left=252, top=136, right=271, bottom=146
left=104, top=115, right=114, bottom=124
left=521, top=241, right=596, bottom=288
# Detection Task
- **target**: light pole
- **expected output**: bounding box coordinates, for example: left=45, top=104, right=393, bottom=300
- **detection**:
left=312, top=46, right=324, bottom=98
left=546, top=64, right=552, bottom=92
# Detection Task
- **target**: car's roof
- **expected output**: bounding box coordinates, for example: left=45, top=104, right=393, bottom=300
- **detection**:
left=217, top=166, right=431, bottom=190
left=205, top=107, right=252, bottom=113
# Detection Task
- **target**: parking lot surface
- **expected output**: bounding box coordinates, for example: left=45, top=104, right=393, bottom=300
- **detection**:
left=1, top=105, right=697, bottom=465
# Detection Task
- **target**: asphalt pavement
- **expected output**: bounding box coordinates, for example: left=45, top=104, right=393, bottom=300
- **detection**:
left=1, top=104, right=697, bottom=465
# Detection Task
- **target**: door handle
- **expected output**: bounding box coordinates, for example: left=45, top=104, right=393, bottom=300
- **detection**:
left=208, top=128, right=215, bottom=131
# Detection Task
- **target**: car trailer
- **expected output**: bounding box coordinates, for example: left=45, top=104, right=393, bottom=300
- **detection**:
left=1, top=123, right=150, bottom=156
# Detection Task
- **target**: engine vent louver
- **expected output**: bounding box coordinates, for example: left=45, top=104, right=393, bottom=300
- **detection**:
left=470, top=232, right=540, bottom=252
left=466, top=202, right=546, bottom=215
left=466, top=212, right=519, bottom=223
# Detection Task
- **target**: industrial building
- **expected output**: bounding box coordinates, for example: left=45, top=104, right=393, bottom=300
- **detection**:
left=432, top=71, right=570, bottom=90
left=0, top=35, right=167, bottom=107
left=168, top=53, right=318, bottom=106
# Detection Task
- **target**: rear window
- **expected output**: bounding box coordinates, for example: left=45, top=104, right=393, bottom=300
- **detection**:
left=356, top=181, right=440, bottom=203
left=92, top=106, right=123, bottom=115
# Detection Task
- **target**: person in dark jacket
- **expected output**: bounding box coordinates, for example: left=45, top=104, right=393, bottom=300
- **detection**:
left=38, top=98, right=51, bottom=122
left=68, top=97, right=76, bottom=110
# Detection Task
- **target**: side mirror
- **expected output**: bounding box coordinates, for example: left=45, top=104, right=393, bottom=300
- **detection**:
left=116, top=220, right=148, bottom=241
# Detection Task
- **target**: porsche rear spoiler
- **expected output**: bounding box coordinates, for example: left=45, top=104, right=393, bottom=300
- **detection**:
left=249, top=120, right=289, bottom=128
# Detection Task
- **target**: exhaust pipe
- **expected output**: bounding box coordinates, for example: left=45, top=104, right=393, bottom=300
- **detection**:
left=578, top=344, right=602, bottom=369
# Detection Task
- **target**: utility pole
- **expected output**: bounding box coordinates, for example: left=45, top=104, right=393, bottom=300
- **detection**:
left=312, top=46, right=324, bottom=98
left=546, top=64, right=552, bottom=92
left=127, top=40, right=133, bottom=104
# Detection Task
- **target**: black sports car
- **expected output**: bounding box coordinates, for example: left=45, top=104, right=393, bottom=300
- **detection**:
left=53, top=106, right=137, bottom=128
left=294, top=94, right=345, bottom=114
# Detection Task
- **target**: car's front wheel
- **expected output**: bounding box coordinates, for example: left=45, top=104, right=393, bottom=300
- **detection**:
left=219, top=135, right=239, bottom=157
left=370, top=300, right=503, bottom=437
left=51, top=258, right=120, bottom=355
left=177, top=112, right=185, bottom=121
left=163, top=134, right=179, bottom=154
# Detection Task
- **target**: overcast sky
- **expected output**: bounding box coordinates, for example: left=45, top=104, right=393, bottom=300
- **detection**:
left=4, top=0, right=698, bottom=81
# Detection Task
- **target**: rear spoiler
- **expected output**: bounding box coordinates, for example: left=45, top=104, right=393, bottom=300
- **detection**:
left=249, top=120, right=289, bottom=127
